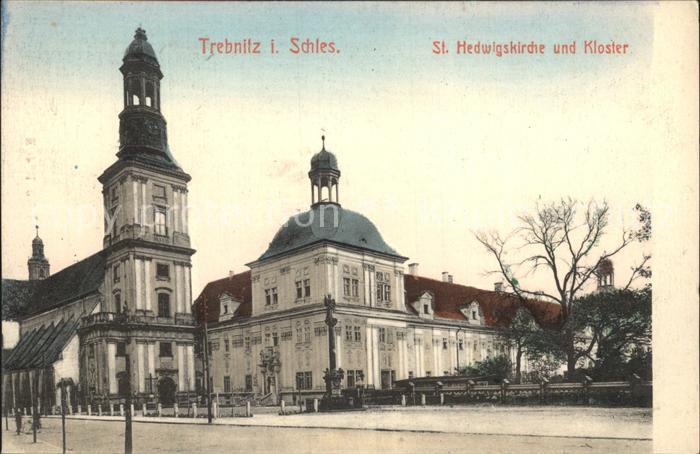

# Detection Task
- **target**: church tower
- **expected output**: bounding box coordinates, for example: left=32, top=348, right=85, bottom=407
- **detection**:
left=27, top=226, right=50, bottom=280
left=81, top=28, right=197, bottom=402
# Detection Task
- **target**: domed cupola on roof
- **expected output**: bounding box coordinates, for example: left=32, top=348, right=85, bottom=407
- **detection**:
left=309, top=136, right=341, bottom=206
left=123, top=27, right=160, bottom=68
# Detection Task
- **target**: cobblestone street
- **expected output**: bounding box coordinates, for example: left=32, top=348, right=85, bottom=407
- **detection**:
left=1, top=406, right=652, bottom=453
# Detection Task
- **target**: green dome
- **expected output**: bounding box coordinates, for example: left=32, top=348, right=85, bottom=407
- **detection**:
left=259, top=205, right=404, bottom=261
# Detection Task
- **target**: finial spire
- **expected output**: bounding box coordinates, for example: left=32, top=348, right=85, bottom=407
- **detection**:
left=35, top=225, right=39, bottom=237
left=321, top=135, right=325, bottom=150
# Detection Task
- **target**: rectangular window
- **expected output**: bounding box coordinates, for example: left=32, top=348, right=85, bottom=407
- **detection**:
left=296, top=281, right=303, bottom=299
left=354, top=326, right=361, bottom=342
left=159, top=342, right=172, bottom=357
left=296, top=371, right=313, bottom=390
left=347, top=370, right=355, bottom=388
left=109, top=207, right=119, bottom=233
left=154, top=206, right=167, bottom=236
left=224, top=339, right=230, bottom=352
left=304, top=279, right=310, bottom=297
left=272, top=332, right=279, bottom=347
left=153, top=184, right=167, bottom=201
left=158, top=293, right=170, bottom=317
left=111, top=186, right=119, bottom=205
left=378, top=327, right=386, bottom=343
left=458, top=339, right=464, bottom=350
left=88, top=344, right=95, bottom=359
left=345, top=325, right=353, bottom=341
left=116, top=342, right=126, bottom=357
left=245, top=375, right=253, bottom=392
left=423, top=304, right=430, bottom=314
left=351, top=279, right=359, bottom=297
left=223, top=376, right=231, bottom=393
left=304, top=327, right=311, bottom=343
left=113, top=264, right=120, bottom=283
left=114, top=293, right=122, bottom=314
left=343, top=278, right=351, bottom=296
left=156, top=263, right=170, bottom=280
left=443, top=338, right=448, bottom=350
left=265, top=287, right=278, bottom=305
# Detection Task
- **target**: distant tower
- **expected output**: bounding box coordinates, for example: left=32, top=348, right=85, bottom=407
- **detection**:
left=28, top=225, right=50, bottom=280
left=596, top=258, right=614, bottom=291
left=309, top=135, right=341, bottom=206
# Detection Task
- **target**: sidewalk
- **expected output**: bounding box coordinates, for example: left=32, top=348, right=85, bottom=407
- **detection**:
left=32, top=405, right=652, bottom=440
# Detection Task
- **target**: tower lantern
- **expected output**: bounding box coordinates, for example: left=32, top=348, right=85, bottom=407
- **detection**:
left=28, top=225, right=50, bottom=280
left=309, top=135, right=341, bottom=206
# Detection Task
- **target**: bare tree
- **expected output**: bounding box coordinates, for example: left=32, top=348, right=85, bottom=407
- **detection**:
left=475, top=198, right=642, bottom=379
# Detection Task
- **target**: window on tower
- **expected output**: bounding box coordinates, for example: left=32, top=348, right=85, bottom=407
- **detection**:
left=158, top=293, right=171, bottom=317
left=156, top=263, right=170, bottom=280
left=154, top=206, right=167, bottom=236
left=153, top=184, right=167, bottom=201
left=113, top=264, right=121, bottom=283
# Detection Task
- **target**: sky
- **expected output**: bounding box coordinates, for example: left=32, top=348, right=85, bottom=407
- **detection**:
left=2, top=2, right=655, bottom=307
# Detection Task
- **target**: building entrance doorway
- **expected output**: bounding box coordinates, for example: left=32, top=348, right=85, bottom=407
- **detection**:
left=158, top=377, right=176, bottom=406
left=380, top=370, right=395, bottom=390
left=117, top=372, right=129, bottom=397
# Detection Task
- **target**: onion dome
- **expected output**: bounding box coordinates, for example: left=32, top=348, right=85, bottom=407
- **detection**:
left=123, top=27, right=159, bottom=67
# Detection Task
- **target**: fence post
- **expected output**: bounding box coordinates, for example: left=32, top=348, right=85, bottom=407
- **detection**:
left=313, top=399, right=319, bottom=413
left=192, top=402, right=197, bottom=418
left=110, top=403, right=114, bottom=417
left=213, top=401, right=218, bottom=419
left=68, top=404, right=73, bottom=415
left=501, top=379, right=510, bottom=404
left=77, top=404, right=82, bottom=415
left=157, top=403, right=162, bottom=417
left=245, top=401, right=251, bottom=417
left=401, top=395, right=406, bottom=407
left=98, top=404, right=102, bottom=416
left=119, top=404, right=124, bottom=417
left=582, top=375, right=592, bottom=404
left=539, top=378, right=548, bottom=404
left=87, top=405, right=92, bottom=416
left=280, top=400, right=285, bottom=415
left=142, top=403, right=147, bottom=417
left=421, top=394, right=426, bottom=406
left=174, top=403, right=179, bottom=418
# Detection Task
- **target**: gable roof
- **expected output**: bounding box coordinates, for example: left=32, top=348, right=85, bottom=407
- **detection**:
left=193, top=271, right=252, bottom=324
left=404, top=274, right=561, bottom=329
left=2, top=250, right=107, bottom=320
left=3, top=316, right=80, bottom=371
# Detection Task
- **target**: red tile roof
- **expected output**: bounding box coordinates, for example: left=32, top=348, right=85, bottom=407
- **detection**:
left=193, top=271, right=561, bottom=329
left=405, top=274, right=561, bottom=329
left=193, top=271, right=252, bottom=324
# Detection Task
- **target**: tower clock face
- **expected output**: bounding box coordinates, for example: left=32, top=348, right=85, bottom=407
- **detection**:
left=147, top=121, right=160, bottom=135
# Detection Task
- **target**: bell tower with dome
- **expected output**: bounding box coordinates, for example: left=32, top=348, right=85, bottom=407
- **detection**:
left=27, top=225, right=50, bottom=280
left=309, top=136, right=341, bottom=206
left=80, top=28, right=198, bottom=402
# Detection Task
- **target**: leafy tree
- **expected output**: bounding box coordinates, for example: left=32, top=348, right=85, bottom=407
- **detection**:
left=461, top=355, right=512, bottom=381
left=475, top=198, right=650, bottom=379
left=573, top=287, right=652, bottom=380
left=495, top=306, right=539, bottom=383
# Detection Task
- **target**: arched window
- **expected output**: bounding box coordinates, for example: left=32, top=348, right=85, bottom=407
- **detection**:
left=158, top=293, right=171, bottom=317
